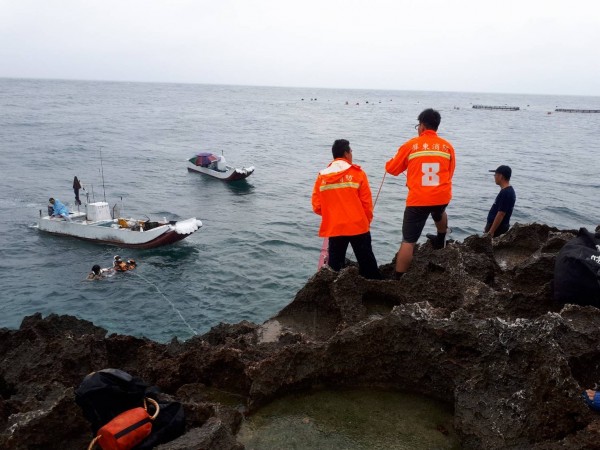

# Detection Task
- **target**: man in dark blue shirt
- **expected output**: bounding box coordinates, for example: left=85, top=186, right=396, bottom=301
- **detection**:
left=485, top=165, right=516, bottom=237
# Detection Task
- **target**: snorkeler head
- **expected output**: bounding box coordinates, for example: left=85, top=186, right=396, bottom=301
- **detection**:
left=92, top=264, right=101, bottom=275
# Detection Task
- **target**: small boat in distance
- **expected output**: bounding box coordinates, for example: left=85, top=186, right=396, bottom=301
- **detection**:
left=472, top=105, right=520, bottom=111
left=37, top=201, right=202, bottom=249
left=555, top=108, right=600, bottom=113
left=187, top=152, right=254, bottom=181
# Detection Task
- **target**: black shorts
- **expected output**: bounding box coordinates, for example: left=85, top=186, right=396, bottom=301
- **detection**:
left=402, top=204, right=448, bottom=243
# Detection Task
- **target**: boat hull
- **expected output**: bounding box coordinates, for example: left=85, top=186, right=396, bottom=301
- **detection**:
left=187, top=162, right=254, bottom=181
left=37, top=215, right=202, bottom=249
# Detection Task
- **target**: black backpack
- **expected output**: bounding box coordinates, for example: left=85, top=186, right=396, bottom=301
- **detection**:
left=75, top=368, right=185, bottom=449
left=554, top=228, right=600, bottom=305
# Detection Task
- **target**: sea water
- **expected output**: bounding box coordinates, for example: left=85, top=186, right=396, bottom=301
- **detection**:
left=0, top=78, right=598, bottom=342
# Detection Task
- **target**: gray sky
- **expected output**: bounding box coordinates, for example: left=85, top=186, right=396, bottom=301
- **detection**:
left=1, top=0, right=599, bottom=95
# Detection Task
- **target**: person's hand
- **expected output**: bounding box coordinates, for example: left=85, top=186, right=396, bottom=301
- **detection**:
left=587, top=389, right=596, bottom=401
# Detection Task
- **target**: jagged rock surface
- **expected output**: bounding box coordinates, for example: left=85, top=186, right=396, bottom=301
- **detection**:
left=1, top=223, right=600, bottom=449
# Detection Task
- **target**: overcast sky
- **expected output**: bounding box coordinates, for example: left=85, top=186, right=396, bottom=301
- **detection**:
left=1, top=0, right=599, bottom=96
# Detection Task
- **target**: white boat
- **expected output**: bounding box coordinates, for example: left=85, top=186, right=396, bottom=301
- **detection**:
left=187, top=152, right=254, bottom=181
left=37, top=201, right=202, bottom=249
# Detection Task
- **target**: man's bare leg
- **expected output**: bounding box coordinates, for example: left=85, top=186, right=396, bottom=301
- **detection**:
left=395, top=242, right=415, bottom=275
left=434, top=211, right=448, bottom=233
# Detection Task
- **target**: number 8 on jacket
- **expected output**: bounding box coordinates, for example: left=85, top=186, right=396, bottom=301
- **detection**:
left=421, top=162, right=440, bottom=186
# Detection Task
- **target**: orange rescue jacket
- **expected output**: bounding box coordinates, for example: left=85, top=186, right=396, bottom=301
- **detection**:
left=385, top=130, right=456, bottom=206
left=311, top=158, right=373, bottom=237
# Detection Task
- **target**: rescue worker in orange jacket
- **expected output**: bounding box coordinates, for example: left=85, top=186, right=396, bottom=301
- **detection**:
left=312, top=139, right=382, bottom=279
left=385, top=109, right=456, bottom=279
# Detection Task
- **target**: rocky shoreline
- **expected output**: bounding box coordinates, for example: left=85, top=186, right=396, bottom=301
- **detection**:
left=2, top=223, right=600, bottom=449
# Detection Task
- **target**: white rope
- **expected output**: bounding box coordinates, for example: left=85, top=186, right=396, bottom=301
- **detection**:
left=133, top=272, right=198, bottom=336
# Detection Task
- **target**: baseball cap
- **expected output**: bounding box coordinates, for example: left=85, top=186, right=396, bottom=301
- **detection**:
left=489, top=165, right=511, bottom=180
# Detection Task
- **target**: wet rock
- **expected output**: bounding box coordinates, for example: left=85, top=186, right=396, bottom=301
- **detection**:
left=202, top=321, right=259, bottom=347
left=0, top=386, right=90, bottom=450
left=1, top=223, right=600, bottom=449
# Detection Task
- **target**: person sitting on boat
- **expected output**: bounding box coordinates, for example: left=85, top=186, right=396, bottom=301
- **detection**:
left=49, top=198, right=71, bottom=221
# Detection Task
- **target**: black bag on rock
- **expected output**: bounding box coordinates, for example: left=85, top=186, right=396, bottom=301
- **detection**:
left=75, top=368, right=185, bottom=449
left=554, top=228, right=600, bottom=305
left=136, top=401, right=186, bottom=450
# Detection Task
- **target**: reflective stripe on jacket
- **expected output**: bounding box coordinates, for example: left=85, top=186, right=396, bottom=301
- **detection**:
left=311, top=158, right=373, bottom=237
left=385, top=130, right=455, bottom=206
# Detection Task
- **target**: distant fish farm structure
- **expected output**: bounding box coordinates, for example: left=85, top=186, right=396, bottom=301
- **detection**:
left=554, top=108, right=600, bottom=113
left=472, top=105, right=520, bottom=111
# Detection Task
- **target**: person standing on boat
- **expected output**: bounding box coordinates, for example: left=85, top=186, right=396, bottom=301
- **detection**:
left=48, top=198, right=71, bottom=221
left=312, top=139, right=382, bottom=280
left=484, top=165, right=516, bottom=237
left=73, top=176, right=83, bottom=205
left=385, top=108, right=456, bottom=279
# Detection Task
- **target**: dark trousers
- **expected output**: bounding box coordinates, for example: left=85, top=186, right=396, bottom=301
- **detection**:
left=328, top=232, right=382, bottom=280
left=74, top=188, right=81, bottom=205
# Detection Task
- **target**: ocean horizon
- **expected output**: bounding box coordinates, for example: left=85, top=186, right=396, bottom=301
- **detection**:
left=4, top=75, right=600, bottom=99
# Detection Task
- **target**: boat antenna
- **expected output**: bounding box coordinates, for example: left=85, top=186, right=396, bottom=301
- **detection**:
left=100, top=147, right=107, bottom=202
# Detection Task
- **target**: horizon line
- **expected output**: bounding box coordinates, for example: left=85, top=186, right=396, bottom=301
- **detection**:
left=1, top=75, right=599, bottom=99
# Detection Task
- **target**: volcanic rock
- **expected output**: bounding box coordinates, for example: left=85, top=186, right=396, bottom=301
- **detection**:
left=2, top=223, right=600, bottom=449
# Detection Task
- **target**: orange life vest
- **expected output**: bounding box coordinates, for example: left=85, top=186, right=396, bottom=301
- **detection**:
left=114, top=261, right=129, bottom=272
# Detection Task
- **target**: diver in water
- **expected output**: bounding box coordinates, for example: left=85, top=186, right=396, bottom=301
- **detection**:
left=86, top=264, right=116, bottom=280
left=87, top=265, right=103, bottom=280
